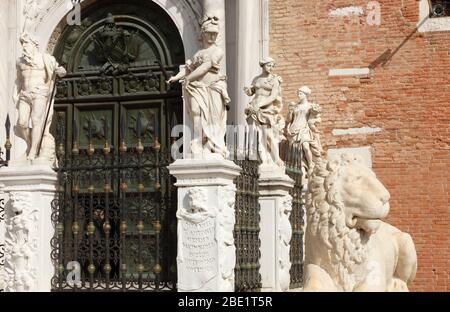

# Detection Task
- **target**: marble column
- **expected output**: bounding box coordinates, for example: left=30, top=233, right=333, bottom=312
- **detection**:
left=0, top=164, right=57, bottom=292
left=226, top=0, right=270, bottom=126
left=258, top=167, right=294, bottom=292
left=169, top=158, right=241, bottom=292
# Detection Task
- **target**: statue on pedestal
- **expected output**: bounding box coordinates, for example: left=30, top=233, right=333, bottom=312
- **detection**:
left=244, top=57, right=285, bottom=167
left=168, top=15, right=230, bottom=159
left=13, top=33, right=67, bottom=164
left=286, top=86, right=322, bottom=178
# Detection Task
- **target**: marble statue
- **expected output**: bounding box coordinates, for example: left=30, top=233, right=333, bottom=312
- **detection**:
left=286, top=86, right=322, bottom=179
left=13, top=33, right=67, bottom=163
left=168, top=15, right=230, bottom=159
left=304, top=154, right=417, bottom=292
left=244, top=57, right=285, bottom=167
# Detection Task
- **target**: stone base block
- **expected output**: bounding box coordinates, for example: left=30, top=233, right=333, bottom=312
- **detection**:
left=169, top=158, right=241, bottom=292
left=0, top=164, right=57, bottom=292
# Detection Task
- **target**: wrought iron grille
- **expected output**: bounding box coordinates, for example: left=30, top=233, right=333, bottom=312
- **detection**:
left=233, top=128, right=262, bottom=292
left=51, top=114, right=177, bottom=292
left=281, top=141, right=305, bottom=289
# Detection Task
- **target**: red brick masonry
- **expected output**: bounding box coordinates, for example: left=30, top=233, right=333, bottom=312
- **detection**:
left=270, top=0, right=450, bottom=291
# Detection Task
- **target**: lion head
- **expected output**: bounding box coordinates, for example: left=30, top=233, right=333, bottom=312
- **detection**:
left=305, top=153, right=391, bottom=290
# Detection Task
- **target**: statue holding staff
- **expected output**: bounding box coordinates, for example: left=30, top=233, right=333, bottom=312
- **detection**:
left=13, top=33, right=66, bottom=163
left=167, top=15, right=230, bottom=159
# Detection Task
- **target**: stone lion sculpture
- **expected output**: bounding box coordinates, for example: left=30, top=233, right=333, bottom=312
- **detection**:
left=303, top=154, right=417, bottom=292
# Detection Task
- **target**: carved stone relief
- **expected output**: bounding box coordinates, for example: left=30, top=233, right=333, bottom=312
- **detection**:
left=216, top=184, right=236, bottom=292
left=3, top=192, right=39, bottom=292
left=177, top=187, right=217, bottom=291
left=278, top=194, right=292, bottom=291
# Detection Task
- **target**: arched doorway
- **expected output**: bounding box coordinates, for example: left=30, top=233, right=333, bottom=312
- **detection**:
left=50, top=0, right=184, bottom=291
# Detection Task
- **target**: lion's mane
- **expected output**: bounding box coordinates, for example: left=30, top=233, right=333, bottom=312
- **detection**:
left=306, top=154, right=367, bottom=291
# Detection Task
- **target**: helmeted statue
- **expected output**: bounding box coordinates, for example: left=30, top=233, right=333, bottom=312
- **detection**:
left=244, top=57, right=285, bottom=167
left=14, top=33, right=67, bottom=163
left=168, top=15, right=230, bottom=159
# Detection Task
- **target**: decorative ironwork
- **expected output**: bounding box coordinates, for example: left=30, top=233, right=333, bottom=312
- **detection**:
left=0, top=114, right=11, bottom=168
left=430, top=1, right=450, bottom=17
left=281, top=141, right=305, bottom=289
left=51, top=114, right=177, bottom=292
left=233, top=127, right=262, bottom=292
left=91, top=13, right=138, bottom=75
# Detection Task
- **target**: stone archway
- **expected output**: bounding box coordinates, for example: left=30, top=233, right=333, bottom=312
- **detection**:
left=33, top=0, right=202, bottom=58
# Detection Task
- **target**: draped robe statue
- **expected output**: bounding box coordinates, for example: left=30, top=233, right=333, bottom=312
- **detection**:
left=244, top=58, right=285, bottom=167
left=168, top=16, right=230, bottom=159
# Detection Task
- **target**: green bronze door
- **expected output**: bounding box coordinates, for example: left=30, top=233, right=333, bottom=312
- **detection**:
left=50, top=1, right=183, bottom=291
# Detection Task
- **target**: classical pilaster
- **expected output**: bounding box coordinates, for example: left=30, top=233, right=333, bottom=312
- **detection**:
left=258, top=166, right=294, bottom=292
left=169, top=158, right=241, bottom=292
left=226, top=0, right=270, bottom=126
left=0, top=164, right=57, bottom=292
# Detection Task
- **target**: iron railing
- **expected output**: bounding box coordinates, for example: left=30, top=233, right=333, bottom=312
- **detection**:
left=51, top=113, right=177, bottom=292
left=280, top=141, right=305, bottom=289
left=233, top=127, right=262, bottom=292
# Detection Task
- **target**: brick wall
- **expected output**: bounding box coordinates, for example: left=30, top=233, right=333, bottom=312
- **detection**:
left=269, top=0, right=450, bottom=291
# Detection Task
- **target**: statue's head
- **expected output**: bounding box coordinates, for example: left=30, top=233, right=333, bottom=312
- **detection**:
left=187, top=187, right=208, bottom=213
left=20, top=33, right=39, bottom=56
left=200, top=15, right=219, bottom=45
left=9, top=192, right=32, bottom=215
left=298, top=86, right=311, bottom=101
left=260, top=57, right=275, bottom=74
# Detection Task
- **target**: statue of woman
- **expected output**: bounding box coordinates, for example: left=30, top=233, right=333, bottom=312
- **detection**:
left=286, top=86, right=322, bottom=177
left=244, top=57, right=285, bottom=167
left=168, top=15, right=230, bottom=159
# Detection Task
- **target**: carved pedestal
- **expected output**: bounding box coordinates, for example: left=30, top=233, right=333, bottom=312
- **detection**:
left=258, top=166, right=294, bottom=292
left=169, top=158, right=241, bottom=292
left=0, top=164, right=57, bottom=292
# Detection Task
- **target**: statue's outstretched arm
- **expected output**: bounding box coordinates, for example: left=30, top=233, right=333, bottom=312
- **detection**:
left=167, top=66, right=188, bottom=84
